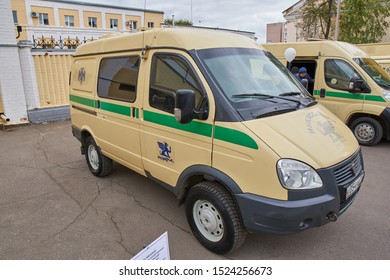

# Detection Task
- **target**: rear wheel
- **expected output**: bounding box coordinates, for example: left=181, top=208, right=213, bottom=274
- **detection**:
left=350, top=117, right=383, bottom=146
left=85, top=136, right=113, bottom=177
left=185, top=181, right=247, bottom=254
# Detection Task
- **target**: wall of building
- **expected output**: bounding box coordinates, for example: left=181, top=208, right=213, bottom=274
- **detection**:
left=266, top=23, right=283, bottom=43
left=0, top=0, right=29, bottom=125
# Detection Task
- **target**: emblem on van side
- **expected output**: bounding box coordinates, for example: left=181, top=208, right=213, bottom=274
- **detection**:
left=78, top=67, right=86, bottom=85
left=158, top=141, right=174, bottom=163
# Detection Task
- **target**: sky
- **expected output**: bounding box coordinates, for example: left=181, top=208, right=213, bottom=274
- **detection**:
left=72, top=0, right=299, bottom=42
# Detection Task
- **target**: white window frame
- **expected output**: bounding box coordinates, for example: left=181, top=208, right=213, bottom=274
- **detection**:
left=129, top=20, right=137, bottom=30
left=64, top=15, right=74, bottom=27
left=110, top=18, right=118, bottom=29
left=88, top=17, right=97, bottom=28
left=148, top=22, right=154, bottom=28
left=39, top=13, right=49, bottom=25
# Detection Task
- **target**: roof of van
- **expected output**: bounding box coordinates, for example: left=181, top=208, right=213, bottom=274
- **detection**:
left=263, top=40, right=370, bottom=59
left=74, top=28, right=260, bottom=57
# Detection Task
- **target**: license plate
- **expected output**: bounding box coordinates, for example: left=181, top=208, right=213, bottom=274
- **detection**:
left=346, top=174, right=364, bottom=200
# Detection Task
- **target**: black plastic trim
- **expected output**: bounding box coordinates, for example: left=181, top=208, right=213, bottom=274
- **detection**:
left=380, top=107, right=390, bottom=140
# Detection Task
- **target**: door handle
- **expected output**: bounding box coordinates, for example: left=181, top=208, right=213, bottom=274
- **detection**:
left=320, top=88, right=326, bottom=98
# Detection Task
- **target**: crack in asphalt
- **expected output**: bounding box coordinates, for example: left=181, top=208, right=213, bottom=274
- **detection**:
left=119, top=184, right=192, bottom=236
left=49, top=182, right=102, bottom=238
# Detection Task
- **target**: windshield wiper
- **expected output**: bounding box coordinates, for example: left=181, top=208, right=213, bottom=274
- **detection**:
left=279, top=92, right=301, bottom=96
left=231, top=93, right=272, bottom=98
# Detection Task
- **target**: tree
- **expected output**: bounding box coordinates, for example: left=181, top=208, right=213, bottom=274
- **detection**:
left=339, top=0, right=390, bottom=43
left=298, top=0, right=336, bottom=39
left=164, top=19, right=193, bottom=26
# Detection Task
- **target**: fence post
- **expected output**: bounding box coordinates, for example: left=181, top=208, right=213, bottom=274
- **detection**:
left=18, top=40, right=40, bottom=110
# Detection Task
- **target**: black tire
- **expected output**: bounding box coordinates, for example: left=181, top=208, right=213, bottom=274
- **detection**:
left=350, top=117, right=383, bottom=146
left=85, top=136, right=113, bottom=177
left=185, top=181, right=247, bottom=254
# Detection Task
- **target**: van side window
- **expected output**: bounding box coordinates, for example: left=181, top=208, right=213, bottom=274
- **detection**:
left=98, top=56, right=140, bottom=102
left=150, top=54, right=204, bottom=114
left=325, top=59, right=363, bottom=91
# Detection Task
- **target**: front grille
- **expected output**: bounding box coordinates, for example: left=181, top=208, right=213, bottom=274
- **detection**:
left=333, top=150, right=364, bottom=210
left=334, top=151, right=363, bottom=187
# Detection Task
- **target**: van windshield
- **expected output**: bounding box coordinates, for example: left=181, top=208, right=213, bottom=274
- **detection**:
left=197, top=48, right=315, bottom=119
left=354, top=58, right=390, bottom=90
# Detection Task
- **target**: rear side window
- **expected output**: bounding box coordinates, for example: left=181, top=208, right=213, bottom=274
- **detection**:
left=149, top=54, right=204, bottom=114
left=98, top=56, right=140, bottom=102
left=325, top=59, right=363, bottom=91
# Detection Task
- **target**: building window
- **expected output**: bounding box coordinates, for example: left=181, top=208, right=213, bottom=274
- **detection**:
left=39, top=13, right=49, bottom=25
left=128, top=20, right=137, bottom=30
left=12, top=10, right=18, bottom=24
left=88, top=17, right=97, bottom=28
left=148, top=22, right=154, bottom=28
left=98, top=56, right=140, bottom=102
left=64, top=15, right=74, bottom=27
left=110, top=19, right=118, bottom=29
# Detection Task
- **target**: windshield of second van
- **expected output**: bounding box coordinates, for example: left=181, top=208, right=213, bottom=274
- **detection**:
left=354, top=58, right=390, bottom=90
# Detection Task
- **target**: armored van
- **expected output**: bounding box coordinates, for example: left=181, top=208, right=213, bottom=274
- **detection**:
left=264, top=40, right=390, bottom=146
left=70, top=29, right=364, bottom=254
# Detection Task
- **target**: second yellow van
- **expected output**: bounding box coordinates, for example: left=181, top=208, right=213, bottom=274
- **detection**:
left=264, top=40, right=390, bottom=146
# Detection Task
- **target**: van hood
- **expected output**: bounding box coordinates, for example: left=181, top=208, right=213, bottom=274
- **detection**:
left=243, top=105, right=359, bottom=169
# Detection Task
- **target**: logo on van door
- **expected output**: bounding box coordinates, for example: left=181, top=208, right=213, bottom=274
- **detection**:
left=78, top=67, right=86, bottom=85
left=157, top=141, right=174, bottom=163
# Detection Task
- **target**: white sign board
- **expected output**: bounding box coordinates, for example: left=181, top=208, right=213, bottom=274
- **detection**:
left=131, top=232, right=170, bottom=260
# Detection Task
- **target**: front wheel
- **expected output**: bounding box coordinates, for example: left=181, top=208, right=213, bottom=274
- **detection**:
left=185, top=181, right=247, bottom=254
left=85, top=136, right=113, bottom=177
left=350, top=117, right=383, bottom=146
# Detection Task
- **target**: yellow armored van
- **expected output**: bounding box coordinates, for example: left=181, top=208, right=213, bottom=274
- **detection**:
left=357, top=43, right=390, bottom=75
left=264, top=41, right=390, bottom=146
left=70, top=29, right=364, bottom=254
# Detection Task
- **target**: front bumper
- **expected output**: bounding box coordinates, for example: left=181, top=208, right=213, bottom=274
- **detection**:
left=236, top=149, right=364, bottom=234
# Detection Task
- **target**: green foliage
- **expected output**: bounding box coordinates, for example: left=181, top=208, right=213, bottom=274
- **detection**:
left=164, top=18, right=193, bottom=26
left=298, top=0, right=336, bottom=39
left=299, top=0, right=390, bottom=43
left=339, top=0, right=390, bottom=43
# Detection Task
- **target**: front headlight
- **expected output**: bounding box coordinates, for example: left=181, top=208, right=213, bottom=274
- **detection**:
left=277, top=159, right=323, bottom=190
left=383, top=91, right=390, bottom=102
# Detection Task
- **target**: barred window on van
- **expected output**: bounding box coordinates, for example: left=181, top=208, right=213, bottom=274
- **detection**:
left=98, top=56, right=140, bottom=102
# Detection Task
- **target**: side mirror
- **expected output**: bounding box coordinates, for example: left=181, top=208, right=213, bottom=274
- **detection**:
left=174, top=89, right=195, bottom=124
left=301, top=78, right=308, bottom=89
left=348, top=79, right=371, bottom=94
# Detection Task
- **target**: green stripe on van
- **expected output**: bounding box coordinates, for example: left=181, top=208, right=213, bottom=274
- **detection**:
left=313, top=90, right=386, bottom=102
left=144, top=110, right=213, bottom=137
left=100, top=101, right=131, bottom=116
left=144, top=110, right=258, bottom=150
left=69, top=94, right=98, bottom=108
left=214, top=126, right=259, bottom=150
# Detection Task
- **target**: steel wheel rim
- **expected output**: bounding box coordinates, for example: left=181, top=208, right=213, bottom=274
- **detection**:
left=193, top=200, right=224, bottom=242
left=88, top=145, right=100, bottom=170
left=354, top=123, right=375, bottom=142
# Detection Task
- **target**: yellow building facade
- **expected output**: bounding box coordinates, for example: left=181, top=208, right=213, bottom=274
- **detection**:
left=11, top=0, right=164, bottom=43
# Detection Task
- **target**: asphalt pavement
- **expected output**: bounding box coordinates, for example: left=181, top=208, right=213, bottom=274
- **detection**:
left=0, top=120, right=389, bottom=259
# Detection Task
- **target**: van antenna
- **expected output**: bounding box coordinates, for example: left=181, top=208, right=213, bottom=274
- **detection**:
left=141, top=0, right=148, bottom=59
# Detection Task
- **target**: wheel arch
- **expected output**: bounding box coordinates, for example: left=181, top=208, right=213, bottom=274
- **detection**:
left=176, top=165, right=243, bottom=206
left=347, top=113, right=388, bottom=140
